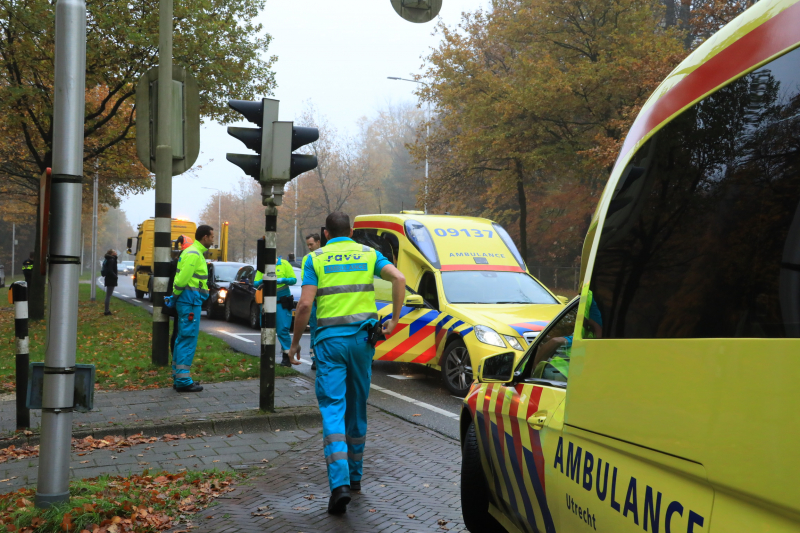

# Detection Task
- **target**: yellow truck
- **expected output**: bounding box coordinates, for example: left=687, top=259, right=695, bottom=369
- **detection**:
left=126, top=219, right=228, bottom=300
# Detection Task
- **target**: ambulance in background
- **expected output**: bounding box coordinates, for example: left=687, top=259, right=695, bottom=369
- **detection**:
left=351, top=212, right=565, bottom=396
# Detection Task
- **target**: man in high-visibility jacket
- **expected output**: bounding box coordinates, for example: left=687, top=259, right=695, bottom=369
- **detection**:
left=289, top=212, right=405, bottom=514
left=166, top=225, right=214, bottom=393
left=301, top=233, right=322, bottom=370
left=22, top=252, right=34, bottom=284
left=254, top=255, right=296, bottom=366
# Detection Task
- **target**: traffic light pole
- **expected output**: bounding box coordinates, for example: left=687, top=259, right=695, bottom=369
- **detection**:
left=260, top=204, right=278, bottom=411
left=36, top=0, right=86, bottom=508
left=151, top=0, right=173, bottom=366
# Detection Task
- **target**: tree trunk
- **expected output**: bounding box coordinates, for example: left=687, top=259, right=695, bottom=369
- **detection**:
left=514, top=160, right=528, bottom=263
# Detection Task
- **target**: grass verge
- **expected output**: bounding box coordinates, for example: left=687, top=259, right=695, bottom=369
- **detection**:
left=0, top=469, right=238, bottom=532
left=0, top=284, right=296, bottom=392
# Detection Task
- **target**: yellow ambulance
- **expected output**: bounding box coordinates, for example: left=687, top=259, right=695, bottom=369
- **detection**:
left=352, top=212, right=564, bottom=396
left=460, top=0, right=800, bottom=531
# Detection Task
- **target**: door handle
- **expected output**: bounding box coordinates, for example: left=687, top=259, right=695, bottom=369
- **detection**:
left=527, top=410, right=548, bottom=431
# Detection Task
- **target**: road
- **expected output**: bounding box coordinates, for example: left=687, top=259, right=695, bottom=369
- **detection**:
left=107, top=278, right=464, bottom=439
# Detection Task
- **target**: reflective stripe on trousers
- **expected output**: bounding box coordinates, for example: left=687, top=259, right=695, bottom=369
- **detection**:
left=173, top=301, right=202, bottom=387
left=314, top=329, right=374, bottom=491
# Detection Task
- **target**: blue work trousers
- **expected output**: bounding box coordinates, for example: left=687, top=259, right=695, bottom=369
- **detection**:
left=257, top=287, right=293, bottom=351
left=309, top=301, right=317, bottom=357
left=173, top=300, right=201, bottom=387
left=314, top=330, right=374, bottom=491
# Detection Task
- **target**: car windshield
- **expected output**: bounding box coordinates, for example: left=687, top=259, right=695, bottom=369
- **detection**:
left=122, top=261, right=134, bottom=268
left=441, top=271, right=557, bottom=305
left=213, top=264, right=242, bottom=282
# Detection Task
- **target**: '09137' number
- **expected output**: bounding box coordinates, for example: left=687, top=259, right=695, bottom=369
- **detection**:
left=433, top=228, right=494, bottom=238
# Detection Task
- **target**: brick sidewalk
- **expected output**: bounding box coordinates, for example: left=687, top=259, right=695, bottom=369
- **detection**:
left=185, top=407, right=466, bottom=533
left=0, top=425, right=320, bottom=492
left=0, top=377, right=316, bottom=437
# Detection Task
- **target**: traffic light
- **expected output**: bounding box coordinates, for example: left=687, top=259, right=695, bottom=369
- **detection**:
left=226, top=98, right=319, bottom=205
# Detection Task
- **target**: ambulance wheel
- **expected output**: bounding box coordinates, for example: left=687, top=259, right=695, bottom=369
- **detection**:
left=249, top=303, right=260, bottom=330
left=461, top=421, right=505, bottom=533
left=147, top=279, right=154, bottom=302
left=442, top=340, right=473, bottom=397
left=135, top=289, right=144, bottom=299
left=224, top=297, right=233, bottom=322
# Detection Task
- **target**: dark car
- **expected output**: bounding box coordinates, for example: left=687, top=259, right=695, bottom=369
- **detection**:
left=205, top=261, right=249, bottom=320
left=225, top=265, right=302, bottom=330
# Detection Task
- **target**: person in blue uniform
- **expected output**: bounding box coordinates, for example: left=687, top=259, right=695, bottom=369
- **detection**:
left=289, top=212, right=405, bottom=514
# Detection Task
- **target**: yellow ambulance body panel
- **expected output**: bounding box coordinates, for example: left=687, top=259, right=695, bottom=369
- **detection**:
left=461, top=0, right=800, bottom=531
left=353, top=214, right=564, bottom=395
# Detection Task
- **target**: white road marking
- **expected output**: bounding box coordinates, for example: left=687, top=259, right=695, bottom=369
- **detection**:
left=370, top=384, right=459, bottom=420
left=132, top=299, right=142, bottom=303
left=217, top=330, right=255, bottom=343
left=223, top=332, right=311, bottom=337
left=299, top=358, right=313, bottom=365
left=114, top=293, right=129, bottom=298
left=387, top=374, right=427, bottom=380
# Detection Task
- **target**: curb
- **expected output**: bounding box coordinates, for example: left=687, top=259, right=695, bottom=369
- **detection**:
left=0, top=406, right=321, bottom=448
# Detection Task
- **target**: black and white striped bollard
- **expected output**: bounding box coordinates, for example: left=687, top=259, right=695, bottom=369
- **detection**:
left=9, top=281, right=30, bottom=429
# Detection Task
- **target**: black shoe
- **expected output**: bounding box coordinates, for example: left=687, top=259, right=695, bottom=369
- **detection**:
left=104, top=311, right=112, bottom=316
left=176, top=383, right=203, bottom=393
left=351, top=480, right=361, bottom=492
left=327, top=485, right=351, bottom=514
left=280, top=354, right=291, bottom=367
left=311, top=359, right=316, bottom=371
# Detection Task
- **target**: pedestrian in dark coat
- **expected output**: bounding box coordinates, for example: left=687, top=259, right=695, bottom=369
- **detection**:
left=102, top=249, right=118, bottom=315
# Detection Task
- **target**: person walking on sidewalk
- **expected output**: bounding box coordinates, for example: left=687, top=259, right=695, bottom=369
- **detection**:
left=301, top=233, right=321, bottom=370
left=166, top=225, right=214, bottom=393
left=253, top=254, right=296, bottom=367
left=289, top=212, right=405, bottom=514
left=101, top=249, right=118, bottom=315
left=22, top=252, right=34, bottom=284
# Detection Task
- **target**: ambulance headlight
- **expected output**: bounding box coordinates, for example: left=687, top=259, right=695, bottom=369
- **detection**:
left=474, top=325, right=506, bottom=348
left=504, top=335, right=524, bottom=351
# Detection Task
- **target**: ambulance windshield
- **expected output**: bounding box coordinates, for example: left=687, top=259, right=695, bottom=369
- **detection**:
left=442, top=271, right=557, bottom=304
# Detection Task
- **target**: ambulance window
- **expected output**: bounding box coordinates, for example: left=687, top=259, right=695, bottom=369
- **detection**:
left=519, top=301, right=578, bottom=385
left=418, top=271, right=440, bottom=310
left=405, top=220, right=440, bottom=268
left=590, top=46, right=800, bottom=338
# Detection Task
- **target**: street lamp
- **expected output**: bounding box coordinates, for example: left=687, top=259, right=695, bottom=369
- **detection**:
left=202, top=187, right=222, bottom=237
left=388, top=76, right=430, bottom=214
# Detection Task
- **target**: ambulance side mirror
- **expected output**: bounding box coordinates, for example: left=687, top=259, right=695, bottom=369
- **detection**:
left=477, top=351, right=516, bottom=383
left=404, top=294, right=425, bottom=308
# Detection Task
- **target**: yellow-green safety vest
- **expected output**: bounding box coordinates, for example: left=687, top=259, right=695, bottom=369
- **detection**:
left=310, top=240, right=378, bottom=327
left=254, top=258, right=294, bottom=291
left=22, top=260, right=33, bottom=271
left=172, top=240, right=209, bottom=296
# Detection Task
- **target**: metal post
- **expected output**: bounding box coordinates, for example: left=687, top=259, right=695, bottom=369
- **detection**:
left=11, top=282, right=30, bottom=429
left=90, top=172, right=98, bottom=300
left=151, top=0, right=173, bottom=366
left=11, top=223, right=15, bottom=279
left=424, top=99, right=429, bottom=214
left=36, top=0, right=86, bottom=508
left=80, top=232, right=84, bottom=276
left=293, top=179, right=298, bottom=258
left=260, top=205, right=277, bottom=412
